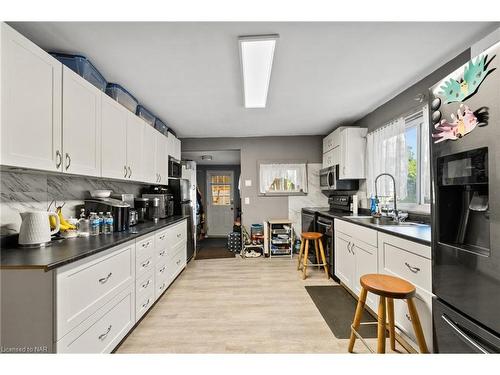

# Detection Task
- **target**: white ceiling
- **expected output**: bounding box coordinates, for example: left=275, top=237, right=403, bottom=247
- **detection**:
left=9, top=22, right=498, bottom=138
left=182, top=150, right=240, bottom=165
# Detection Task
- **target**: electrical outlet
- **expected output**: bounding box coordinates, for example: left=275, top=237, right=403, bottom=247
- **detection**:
left=244, top=197, right=250, bottom=205
left=245, top=179, right=252, bottom=187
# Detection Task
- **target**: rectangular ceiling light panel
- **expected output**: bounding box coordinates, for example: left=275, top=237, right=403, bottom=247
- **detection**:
left=239, top=35, right=278, bottom=108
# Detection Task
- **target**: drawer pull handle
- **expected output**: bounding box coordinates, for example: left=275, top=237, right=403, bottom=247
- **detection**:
left=142, top=260, right=151, bottom=268
left=159, top=235, right=165, bottom=240
left=176, top=259, right=181, bottom=265
left=142, top=242, right=150, bottom=248
left=142, top=280, right=151, bottom=289
left=405, top=313, right=412, bottom=322
left=177, top=233, right=181, bottom=238
left=159, top=283, right=165, bottom=291
left=405, top=262, right=420, bottom=273
left=98, top=325, right=112, bottom=340
left=159, top=266, right=166, bottom=273
left=98, top=272, right=112, bottom=284
left=142, top=299, right=150, bottom=309
left=159, top=250, right=166, bottom=256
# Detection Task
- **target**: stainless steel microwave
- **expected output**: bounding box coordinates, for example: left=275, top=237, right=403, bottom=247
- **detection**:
left=320, top=165, right=358, bottom=192
left=168, top=156, right=182, bottom=178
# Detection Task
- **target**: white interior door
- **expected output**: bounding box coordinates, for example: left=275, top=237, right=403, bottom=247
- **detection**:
left=206, top=170, right=234, bottom=237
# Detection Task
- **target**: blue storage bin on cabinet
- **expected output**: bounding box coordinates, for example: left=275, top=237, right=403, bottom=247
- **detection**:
left=136, top=105, right=155, bottom=127
left=105, top=83, right=138, bottom=113
left=50, top=52, right=107, bottom=91
left=154, top=118, right=169, bottom=135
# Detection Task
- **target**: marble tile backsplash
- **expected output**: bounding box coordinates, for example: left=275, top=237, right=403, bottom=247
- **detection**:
left=0, top=170, right=145, bottom=236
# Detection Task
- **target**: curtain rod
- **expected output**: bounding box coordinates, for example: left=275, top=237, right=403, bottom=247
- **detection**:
left=368, top=104, right=428, bottom=135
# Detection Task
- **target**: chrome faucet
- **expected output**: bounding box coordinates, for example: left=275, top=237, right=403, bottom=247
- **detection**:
left=374, top=173, right=399, bottom=221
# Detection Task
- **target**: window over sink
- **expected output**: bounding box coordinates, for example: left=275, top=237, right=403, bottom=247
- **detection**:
left=366, top=105, right=430, bottom=213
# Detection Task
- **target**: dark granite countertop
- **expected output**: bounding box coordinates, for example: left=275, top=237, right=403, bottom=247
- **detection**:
left=302, top=207, right=431, bottom=246
left=0, top=216, right=188, bottom=271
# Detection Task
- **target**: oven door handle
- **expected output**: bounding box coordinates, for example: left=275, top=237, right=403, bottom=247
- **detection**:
left=316, top=221, right=332, bottom=229
left=441, top=314, right=489, bottom=353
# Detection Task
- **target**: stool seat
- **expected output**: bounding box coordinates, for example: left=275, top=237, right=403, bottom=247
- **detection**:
left=360, top=274, right=416, bottom=299
left=301, top=232, right=323, bottom=240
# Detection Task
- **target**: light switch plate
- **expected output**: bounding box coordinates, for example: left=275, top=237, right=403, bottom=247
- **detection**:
left=245, top=179, right=252, bottom=187
left=244, top=197, right=250, bottom=205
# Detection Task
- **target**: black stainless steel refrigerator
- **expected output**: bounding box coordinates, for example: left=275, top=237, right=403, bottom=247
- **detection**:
left=429, top=41, right=500, bottom=352
left=169, top=178, right=195, bottom=262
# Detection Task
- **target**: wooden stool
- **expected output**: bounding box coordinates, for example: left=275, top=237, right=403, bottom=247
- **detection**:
left=296, top=232, right=329, bottom=280
left=348, top=274, right=429, bottom=354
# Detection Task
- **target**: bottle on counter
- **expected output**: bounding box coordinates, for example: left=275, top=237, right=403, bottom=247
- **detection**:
left=103, top=212, right=114, bottom=234
left=89, top=212, right=100, bottom=236
left=78, top=208, right=90, bottom=236
left=98, top=212, right=105, bottom=234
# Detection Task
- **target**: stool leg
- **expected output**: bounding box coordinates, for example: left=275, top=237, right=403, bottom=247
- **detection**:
left=314, top=241, right=320, bottom=270
left=297, top=239, right=305, bottom=270
left=317, top=238, right=329, bottom=279
left=377, top=296, right=387, bottom=354
left=407, top=298, right=429, bottom=353
left=348, top=287, right=367, bottom=353
left=387, top=298, right=396, bottom=351
left=302, top=240, right=309, bottom=280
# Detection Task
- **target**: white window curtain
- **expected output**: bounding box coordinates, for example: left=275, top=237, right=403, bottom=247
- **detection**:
left=366, top=117, right=407, bottom=199
left=259, top=163, right=307, bottom=194
left=421, top=104, right=431, bottom=203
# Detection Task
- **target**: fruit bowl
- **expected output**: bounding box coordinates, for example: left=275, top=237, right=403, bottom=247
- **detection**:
left=90, top=190, right=112, bottom=198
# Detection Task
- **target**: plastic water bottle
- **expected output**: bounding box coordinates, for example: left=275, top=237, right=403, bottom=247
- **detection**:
left=104, top=212, right=114, bottom=234
left=98, top=212, right=105, bottom=234
left=89, top=212, right=100, bottom=236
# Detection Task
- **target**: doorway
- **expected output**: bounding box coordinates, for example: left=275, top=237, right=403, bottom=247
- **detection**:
left=206, top=170, right=234, bottom=237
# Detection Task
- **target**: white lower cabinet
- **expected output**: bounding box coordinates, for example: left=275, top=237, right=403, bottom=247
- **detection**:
left=56, top=285, right=135, bottom=353
left=334, top=219, right=378, bottom=312
left=334, top=219, right=433, bottom=352
left=378, top=232, right=433, bottom=352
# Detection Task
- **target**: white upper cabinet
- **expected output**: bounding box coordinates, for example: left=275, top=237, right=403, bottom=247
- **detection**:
left=156, top=135, right=168, bottom=184
left=101, top=93, right=128, bottom=179
left=339, top=127, right=367, bottom=179
left=62, top=66, right=101, bottom=177
left=167, top=131, right=181, bottom=160
left=322, top=126, right=367, bottom=179
left=1, top=23, right=63, bottom=172
left=142, top=125, right=158, bottom=184
left=126, top=113, right=144, bottom=182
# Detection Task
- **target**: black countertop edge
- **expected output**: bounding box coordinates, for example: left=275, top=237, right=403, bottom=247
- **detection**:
left=0, top=216, right=188, bottom=271
left=302, top=208, right=431, bottom=246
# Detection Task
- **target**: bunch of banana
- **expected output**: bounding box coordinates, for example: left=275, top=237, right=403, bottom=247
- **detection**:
left=49, top=206, right=77, bottom=232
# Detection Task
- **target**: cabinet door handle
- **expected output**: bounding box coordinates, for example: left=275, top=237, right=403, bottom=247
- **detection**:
left=350, top=243, right=355, bottom=255
left=141, top=242, right=150, bottom=248
left=159, top=235, right=166, bottom=240
left=142, top=298, right=151, bottom=309
left=124, top=165, right=128, bottom=178
left=177, top=233, right=182, bottom=238
left=159, top=266, right=166, bottom=273
left=405, top=262, right=420, bottom=273
left=65, top=153, right=71, bottom=170
left=128, top=166, right=132, bottom=178
left=141, top=279, right=151, bottom=289
left=159, top=283, right=166, bottom=291
left=141, top=260, right=151, bottom=268
left=405, top=313, right=412, bottom=322
left=98, top=325, right=112, bottom=340
left=159, top=250, right=166, bottom=256
left=347, top=242, right=352, bottom=254
left=98, top=272, right=112, bottom=284
left=55, top=150, right=62, bottom=168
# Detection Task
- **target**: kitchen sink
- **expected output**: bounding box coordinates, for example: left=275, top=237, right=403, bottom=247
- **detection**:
left=350, top=216, right=424, bottom=227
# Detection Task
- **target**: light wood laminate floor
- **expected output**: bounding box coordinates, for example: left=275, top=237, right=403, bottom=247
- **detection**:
left=117, top=257, right=395, bottom=353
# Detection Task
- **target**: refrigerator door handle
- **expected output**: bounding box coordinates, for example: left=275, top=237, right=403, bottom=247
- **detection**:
left=441, top=314, right=489, bottom=353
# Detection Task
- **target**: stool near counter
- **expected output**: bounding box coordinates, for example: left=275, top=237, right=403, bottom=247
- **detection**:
left=297, top=232, right=329, bottom=280
left=348, top=273, right=429, bottom=354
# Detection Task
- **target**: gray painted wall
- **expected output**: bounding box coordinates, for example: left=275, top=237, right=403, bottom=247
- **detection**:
left=181, top=136, right=323, bottom=227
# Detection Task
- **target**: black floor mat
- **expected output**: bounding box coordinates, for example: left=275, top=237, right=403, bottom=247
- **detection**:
left=305, top=285, right=378, bottom=339
left=195, top=238, right=235, bottom=260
